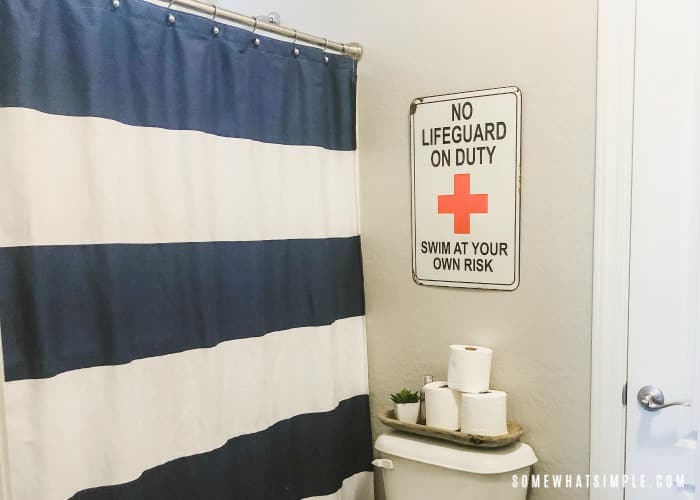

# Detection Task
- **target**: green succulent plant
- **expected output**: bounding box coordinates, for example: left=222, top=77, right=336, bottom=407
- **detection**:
left=390, top=388, right=420, bottom=404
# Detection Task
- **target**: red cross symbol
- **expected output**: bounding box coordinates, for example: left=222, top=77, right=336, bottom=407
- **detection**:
left=437, top=173, right=489, bottom=234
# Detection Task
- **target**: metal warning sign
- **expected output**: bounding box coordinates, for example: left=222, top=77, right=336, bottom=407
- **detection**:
left=410, top=87, right=522, bottom=290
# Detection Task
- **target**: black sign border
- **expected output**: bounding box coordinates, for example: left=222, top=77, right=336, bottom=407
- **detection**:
left=410, top=87, right=522, bottom=290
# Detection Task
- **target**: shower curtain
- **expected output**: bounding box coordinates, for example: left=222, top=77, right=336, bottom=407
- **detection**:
left=0, top=0, right=373, bottom=499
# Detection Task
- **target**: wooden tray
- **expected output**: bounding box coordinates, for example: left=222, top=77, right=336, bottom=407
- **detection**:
left=379, top=410, right=523, bottom=449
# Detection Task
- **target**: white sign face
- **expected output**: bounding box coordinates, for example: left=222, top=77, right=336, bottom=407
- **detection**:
left=410, top=87, right=522, bottom=290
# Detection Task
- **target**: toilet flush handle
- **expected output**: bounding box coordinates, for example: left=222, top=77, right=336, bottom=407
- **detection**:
left=371, top=458, right=394, bottom=470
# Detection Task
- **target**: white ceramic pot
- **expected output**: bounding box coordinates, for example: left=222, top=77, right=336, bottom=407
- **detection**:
left=395, top=402, right=420, bottom=424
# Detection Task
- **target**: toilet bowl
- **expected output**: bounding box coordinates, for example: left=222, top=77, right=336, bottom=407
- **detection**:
left=373, top=432, right=537, bottom=500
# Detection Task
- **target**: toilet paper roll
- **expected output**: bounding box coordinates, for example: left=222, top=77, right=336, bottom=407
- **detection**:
left=447, top=344, right=492, bottom=393
left=460, top=390, right=508, bottom=436
left=424, top=381, right=461, bottom=431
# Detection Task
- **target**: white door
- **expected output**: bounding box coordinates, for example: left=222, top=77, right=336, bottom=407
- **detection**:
left=625, top=0, right=700, bottom=498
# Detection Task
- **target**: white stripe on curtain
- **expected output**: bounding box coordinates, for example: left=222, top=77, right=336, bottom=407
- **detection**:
left=0, top=107, right=359, bottom=247
left=4, top=317, right=368, bottom=500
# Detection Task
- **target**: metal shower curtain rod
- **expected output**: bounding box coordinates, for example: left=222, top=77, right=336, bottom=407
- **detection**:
left=162, top=0, right=363, bottom=60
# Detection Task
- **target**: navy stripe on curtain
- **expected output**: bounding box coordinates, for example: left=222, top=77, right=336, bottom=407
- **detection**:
left=0, top=0, right=357, bottom=150
left=0, top=238, right=365, bottom=381
left=72, top=395, right=373, bottom=500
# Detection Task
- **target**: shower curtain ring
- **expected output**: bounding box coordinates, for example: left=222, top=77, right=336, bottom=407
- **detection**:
left=292, top=30, right=300, bottom=57
left=322, top=38, right=329, bottom=64
left=166, top=0, right=176, bottom=25
left=211, top=5, right=220, bottom=36
left=252, top=18, right=260, bottom=46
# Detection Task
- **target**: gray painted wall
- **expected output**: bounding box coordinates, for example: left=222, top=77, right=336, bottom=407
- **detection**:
left=220, top=2, right=598, bottom=498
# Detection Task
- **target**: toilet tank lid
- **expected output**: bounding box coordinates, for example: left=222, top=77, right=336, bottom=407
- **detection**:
left=375, top=432, right=537, bottom=474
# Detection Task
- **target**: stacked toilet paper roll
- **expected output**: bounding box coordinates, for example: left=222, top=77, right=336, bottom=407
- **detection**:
left=430, top=344, right=508, bottom=436
left=447, top=345, right=492, bottom=393
left=460, top=390, right=508, bottom=436
left=424, top=381, right=461, bottom=431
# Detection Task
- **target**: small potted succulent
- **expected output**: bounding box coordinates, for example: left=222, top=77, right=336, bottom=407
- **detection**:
left=390, top=388, right=421, bottom=424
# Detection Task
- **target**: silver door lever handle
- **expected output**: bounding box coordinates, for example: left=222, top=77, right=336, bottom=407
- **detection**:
left=637, top=385, right=691, bottom=412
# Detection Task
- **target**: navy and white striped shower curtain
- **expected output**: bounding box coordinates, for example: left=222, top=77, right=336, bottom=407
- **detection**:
left=0, top=0, right=373, bottom=498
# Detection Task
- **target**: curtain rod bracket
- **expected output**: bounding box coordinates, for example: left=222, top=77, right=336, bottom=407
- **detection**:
left=254, top=12, right=280, bottom=26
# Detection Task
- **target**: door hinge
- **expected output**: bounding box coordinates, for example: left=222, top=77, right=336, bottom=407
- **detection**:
left=622, top=382, right=628, bottom=406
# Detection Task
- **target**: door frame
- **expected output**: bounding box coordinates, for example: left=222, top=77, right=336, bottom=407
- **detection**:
left=589, top=0, right=637, bottom=499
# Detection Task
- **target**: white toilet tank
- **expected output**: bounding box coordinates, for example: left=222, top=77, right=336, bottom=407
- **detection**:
left=374, top=432, right=537, bottom=500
